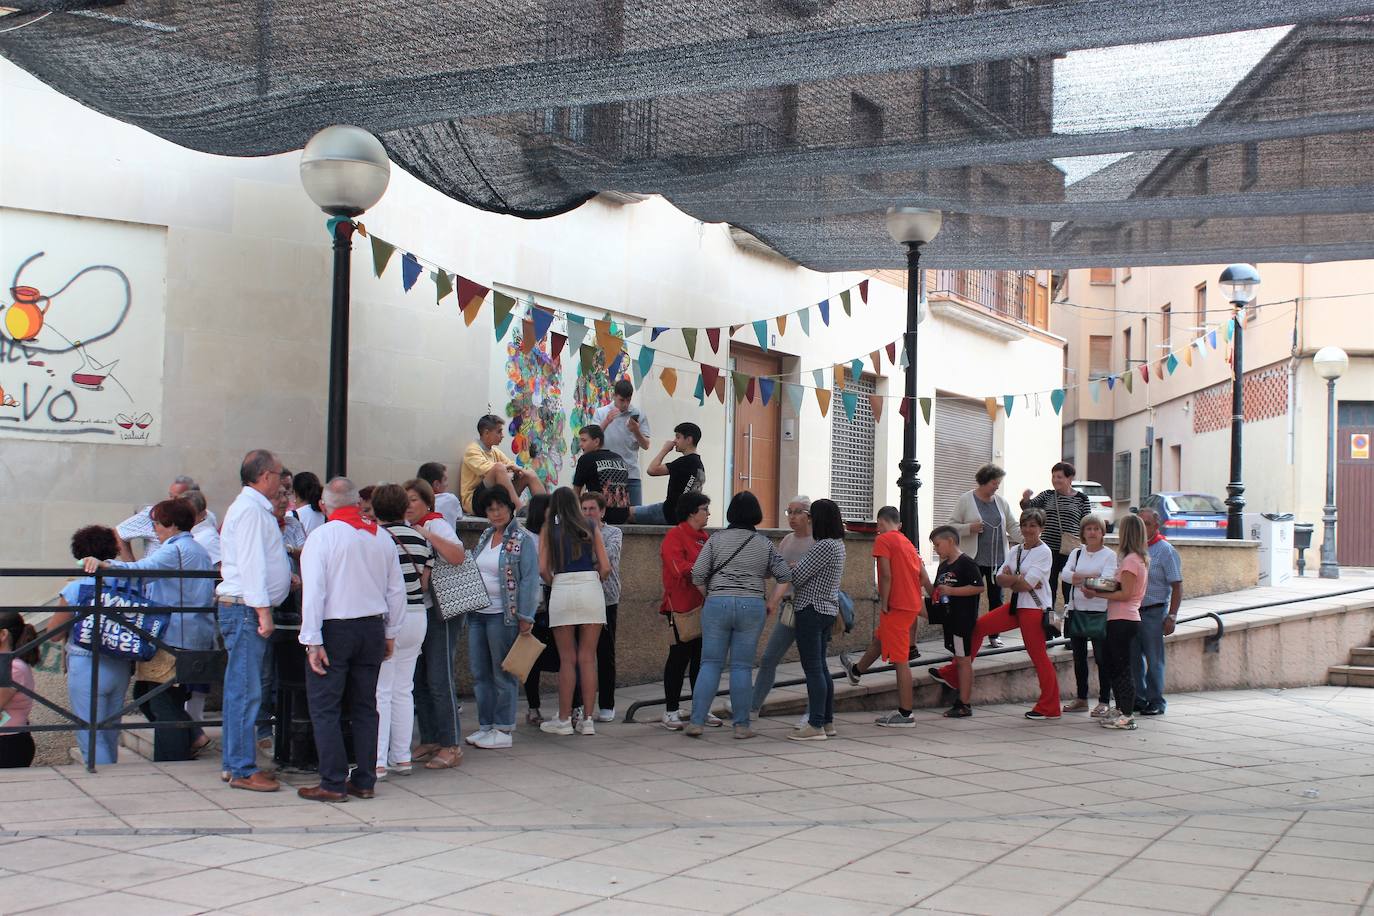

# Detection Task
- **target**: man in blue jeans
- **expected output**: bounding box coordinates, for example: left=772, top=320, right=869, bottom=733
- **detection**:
left=216, top=449, right=292, bottom=792
left=1132, top=508, right=1183, bottom=716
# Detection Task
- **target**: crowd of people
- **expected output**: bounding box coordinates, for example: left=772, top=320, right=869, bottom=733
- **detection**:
left=0, top=380, right=1186, bottom=780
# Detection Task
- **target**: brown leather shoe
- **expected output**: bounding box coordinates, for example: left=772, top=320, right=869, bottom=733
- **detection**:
left=228, top=772, right=280, bottom=793
left=297, top=784, right=348, bottom=803
left=346, top=784, right=375, bottom=800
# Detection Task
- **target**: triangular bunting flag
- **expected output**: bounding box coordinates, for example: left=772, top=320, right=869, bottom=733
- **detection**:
left=715, top=377, right=727, bottom=403
left=1106, top=375, right=1116, bottom=390
left=840, top=289, right=852, bottom=317
left=783, top=383, right=804, bottom=413
left=735, top=375, right=752, bottom=404
left=834, top=365, right=845, bottom=389
left=494, top=311, right=515, bottom=341
left=550, top=332, right=567, bottom=362
left=457, top=277, right=489, bottom=313
left=1166, top=353, right=1179, bottom=375
left=812, top=368, right=826, bottom=390
left=609, top=352, right=626, bottom=379
left=868, top=394, right=883, bottom=423
left=899, top=397, right=910, bottom=423
left=701, top=364, right=720, bottom=393
left=1225, top=319, right=1234, bottom=342
left=985, top=397, right=999, bottom=421
left=651, top=326, right=668, bottom=341
left=706, top=328, right=721, bottom=353
left=919, top=397, right=932, bottom=425
left=1003, top=395, right=1015, bottom=417
left=1124, top=371, right=1134, bottom=393
left=816, top=388, right=831, bottom=417
left=596, top=320, right=624, bottom=365
left=401, top=253, right=422, bottom=292
left=370, top=236, right=396, bottom=277
left=886, top=341, right=897, bottom=364
left=682, top=327, right=698, bottom=360
left=1208, top=329, right=1218, bottom=349
left=693, top=374, right=705, bottom=406
left=1184, top=345, right=1193, bottom=367
left=631, top=359, right=643, bottom=389
left=753, top=320, right=769, bottom=350
left=492, top=291, right=517, bottom=324
left=841, top=391, right=858, bottom=420
left=1050, top=389, right=1066, bottom=415
left=520, top=319, right=536, bottom=353
left=898, top=346, right=910, bottom=370
left=566, top=315, right=588, bottom=351
left=1139, top=364, right=1150, bottom=383
left=797, top=310, right=811, bottom=336
left=759, top=378, right=775, bottom=406
left=531, top=307, right=555, bottom=343
left=776, top=314, right=787, bottom=336
left=624, top=323, right=642, bottom=340
left=850, top=358, right=864, bottom=381
left=1090, top=380, right=1101, bottom=403
left=434, top=270, right=453, bottom=304
left=858, top=279, right=869, bottom=304
left=659, top=367, right=677, bottom=398
left=579, top=345, right=595, bottom=374
left=819, top=300, right=830, bottom=326
left=637, top=346, right=656, bottom=378
left=870, top=351, right=882, bottom=375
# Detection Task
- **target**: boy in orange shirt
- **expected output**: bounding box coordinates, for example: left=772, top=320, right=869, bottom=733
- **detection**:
left=840, top=506, right=933, bottom=727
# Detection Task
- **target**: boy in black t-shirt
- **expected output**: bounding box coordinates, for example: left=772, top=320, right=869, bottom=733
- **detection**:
left=572, top=424, right=631, bottom=524
left=929, top=525, right=984, bottom=718
left=631, top=422, right=705, bottom=526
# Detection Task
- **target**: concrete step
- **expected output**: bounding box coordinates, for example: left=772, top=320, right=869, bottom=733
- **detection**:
left=1350, top=646, right=1374, bottom=664
left=1328, top=665, right=1374, bottom=688
left=118, top=716, right=154, bottom=760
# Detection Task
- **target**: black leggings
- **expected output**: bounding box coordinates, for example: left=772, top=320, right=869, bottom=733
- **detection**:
left=1103, top=619, right=1139, bottom=715
left=0, top=732, right=35, bottom=768
left=1048, top=551, right=1073, bottom=610
left=977, top=565, right=1003, bottom=610
left=1070, top=632, right=1110, bottom=704
left=663, top=636, right=703, bottom=713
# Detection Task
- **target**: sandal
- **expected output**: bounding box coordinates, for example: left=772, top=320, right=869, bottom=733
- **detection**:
left=412, top=743, right=440, bottom=762
left=189, top=735, right=212, bottom=758
left=425, top=746, right=463, bottom=769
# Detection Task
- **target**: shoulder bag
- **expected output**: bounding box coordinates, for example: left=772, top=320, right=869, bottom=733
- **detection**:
left=1013, top=546, right=1061, bottom=639
left=1054, top=492, right=1082, bottom=556
left=72, top=581, right=171, bottom=662
left=136, top=546, right=185, bottom=683
left=674, top=532, right=756, bottom=644
left=430, top=531, right=489, bottom=619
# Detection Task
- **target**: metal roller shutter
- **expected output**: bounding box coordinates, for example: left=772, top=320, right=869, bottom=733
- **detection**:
left=830, top=375, right=877, bottom=522
left=933, top=395, right=994, bottom=528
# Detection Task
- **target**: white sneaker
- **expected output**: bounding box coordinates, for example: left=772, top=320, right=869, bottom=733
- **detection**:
left=539, top=718, right=574, bottom=736
left=464, top=727, right=491, bottom=746
left=704, top=714, right=724, bottom=728
left=577, top=716, right=596, bottom=736
left=476, top=729, right=513, bottom=749
left=595, top=708, right=616, bottom=723
left=661, top=711, right=685, bottom=731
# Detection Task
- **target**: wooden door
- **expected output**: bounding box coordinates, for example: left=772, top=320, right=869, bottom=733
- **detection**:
left=731, top=348, right=782, bottom=528
left=1336, top=402, right=1374, bottom=566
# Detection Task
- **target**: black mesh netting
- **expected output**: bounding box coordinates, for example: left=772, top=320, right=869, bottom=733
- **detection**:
left=5, top=1, right=1374, bottom=270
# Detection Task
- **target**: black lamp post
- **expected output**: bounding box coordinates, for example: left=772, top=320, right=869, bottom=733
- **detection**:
left=1314, top=346, right=1349, bottom=578
left=1219, top=263, right=1260, bottom=540
left=885, top=207, right=942, bottom=545
left=300, top=125, right=392, bottom=480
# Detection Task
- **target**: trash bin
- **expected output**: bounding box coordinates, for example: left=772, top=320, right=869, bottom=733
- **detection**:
left=1293, top=523, right=1315, bottom=576
left=1244, top=512, right=1294, bottom=587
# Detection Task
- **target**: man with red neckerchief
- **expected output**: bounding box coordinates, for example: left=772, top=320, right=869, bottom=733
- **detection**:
left=1132, top=508, right=1183, bottom=716
left=297, top=477, right=406, bottom=803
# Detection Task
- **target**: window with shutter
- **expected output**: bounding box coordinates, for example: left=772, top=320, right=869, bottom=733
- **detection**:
left=933, top=395, right=994, bottom=529
left=1089, top=335, right=1112, bottom=380
left=830, top=374, right=877, bottom=522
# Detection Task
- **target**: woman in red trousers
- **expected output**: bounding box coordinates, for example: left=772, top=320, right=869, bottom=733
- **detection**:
left=930, top=509, right=1062, bottom=719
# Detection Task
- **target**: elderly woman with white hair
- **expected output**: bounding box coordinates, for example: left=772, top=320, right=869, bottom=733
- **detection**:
left=749, top=495, right=815, bottom=717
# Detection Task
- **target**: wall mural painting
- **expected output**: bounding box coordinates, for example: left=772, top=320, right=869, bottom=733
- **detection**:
left=0, top=209, right=166, bottom=445
left=570, top=343, right=629, bottom=459
left=505, top=331, right=566, bottom=488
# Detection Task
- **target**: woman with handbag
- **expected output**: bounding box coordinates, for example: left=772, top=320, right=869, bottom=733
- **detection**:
left=48, top=525, right=133, bottom=765
left=751, top=495, right=815, bottom=721
left=538, top=487, right=611, bottom=737
left=466, top=487, right=539, bottom=749
left=1061, top=515, right=1116, bottom=716
left=1083, top=513, right=1150, bottom=731
left=785, top=499, right=846, bottom=741
left=83, top=499, right=216, bottom=762
left=1019, top=462, right=1092, bottom=609
left=685, top=491, right=792, bottom=740
left=948, top=464, right=1021, bottom=648
left=658, top=491, right=713, bottom=731
left=373, top=484, right=431, bottom=777
left=404, top=478, right=467, bottom=770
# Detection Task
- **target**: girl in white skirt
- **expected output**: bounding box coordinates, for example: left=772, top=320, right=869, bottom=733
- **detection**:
left=539, top=487, right=610, bottom=735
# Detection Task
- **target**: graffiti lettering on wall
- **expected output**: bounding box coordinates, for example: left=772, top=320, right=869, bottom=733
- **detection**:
left=0, top=209, right=166, bottom=445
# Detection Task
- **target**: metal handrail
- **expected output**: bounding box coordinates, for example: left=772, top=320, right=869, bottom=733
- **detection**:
left=622, top=586, right=1374, bottom=723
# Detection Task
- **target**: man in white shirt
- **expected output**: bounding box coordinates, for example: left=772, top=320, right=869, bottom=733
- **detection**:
left=296, top=477, right=405, bottom=803
left=116, top=474, right=211, bottom=559
left=217, top=450, right=292, bottom=792
left=592, top=380, right=651, bottom=505
left=417, top=461, right=462, bottom=529
left=183, top=489, right=221, bottom=565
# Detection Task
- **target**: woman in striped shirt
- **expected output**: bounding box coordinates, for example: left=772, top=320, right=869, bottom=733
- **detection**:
left=1020, top=461, right=1092, bottom=609
left=372, top=484, right=431, bottom=777
left=785, top=499, right=847, bottom=741
left=685, top=491, right=791, bottom=739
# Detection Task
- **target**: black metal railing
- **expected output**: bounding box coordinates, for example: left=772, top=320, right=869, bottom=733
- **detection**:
left=622, top=587, right=1374, bottom=723
left=1, top=566, right=223, bottom=772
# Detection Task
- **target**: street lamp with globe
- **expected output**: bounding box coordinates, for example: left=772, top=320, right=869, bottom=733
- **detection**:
left=1313, top=346, right=1349, bottom=578
left=1219, top=263, right=1260, bottom=539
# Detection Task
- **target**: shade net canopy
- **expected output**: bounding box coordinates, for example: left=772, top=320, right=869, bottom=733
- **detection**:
left=5, top=1, right=1374, bottom=270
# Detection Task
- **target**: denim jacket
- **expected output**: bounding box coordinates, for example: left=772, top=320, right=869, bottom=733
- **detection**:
left=470, top=522, right=540, bottom=625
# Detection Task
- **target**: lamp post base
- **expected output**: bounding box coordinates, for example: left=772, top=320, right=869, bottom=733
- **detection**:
left=1319, top=506, right=1339, bottom=579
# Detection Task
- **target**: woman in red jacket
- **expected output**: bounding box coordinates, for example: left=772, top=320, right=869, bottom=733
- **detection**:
left=659, top=491, right=713, bottom=730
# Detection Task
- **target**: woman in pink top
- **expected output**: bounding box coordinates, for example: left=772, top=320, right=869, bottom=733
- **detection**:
left=1084, top=514, right=1150, bottom=731
left=0, top=612, right=41, bottom=768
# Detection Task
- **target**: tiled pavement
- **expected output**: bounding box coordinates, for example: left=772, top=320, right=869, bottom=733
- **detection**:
left=3, top=686, right=1373, bottom=914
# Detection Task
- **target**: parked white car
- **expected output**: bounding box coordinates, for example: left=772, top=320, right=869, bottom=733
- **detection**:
left=1073, top=480, right=1114, bottom=531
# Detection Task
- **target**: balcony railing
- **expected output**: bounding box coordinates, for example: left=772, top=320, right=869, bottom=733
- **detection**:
left=928, top=268, right=1041, bottom=326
